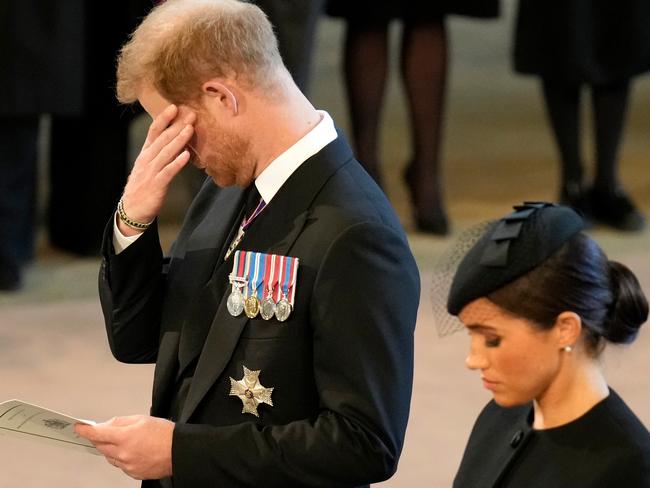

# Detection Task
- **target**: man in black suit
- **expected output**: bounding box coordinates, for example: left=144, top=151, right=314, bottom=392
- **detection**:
left=76, top=1, right=419, bottom=486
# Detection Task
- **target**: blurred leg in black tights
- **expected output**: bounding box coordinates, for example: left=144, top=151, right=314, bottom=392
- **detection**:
left=590, top=80, right=645, bottom=231
left=401, top=17, right=448, bottom=234
left=542, top=78, right=644, bottom=230
left=343, top=19, right=389, bottom=187
left=343, top=16, right=450, bottom=234
left=0, top=117, right=38, bottom=290
left=541, top=79, right=584, bottom=205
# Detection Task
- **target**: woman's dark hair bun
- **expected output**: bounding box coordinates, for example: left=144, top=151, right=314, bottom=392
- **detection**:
left=603, top=261, right=649, bottom=344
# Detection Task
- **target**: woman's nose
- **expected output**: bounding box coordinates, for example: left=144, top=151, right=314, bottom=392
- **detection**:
left=465, top=342, right=488, bottom=370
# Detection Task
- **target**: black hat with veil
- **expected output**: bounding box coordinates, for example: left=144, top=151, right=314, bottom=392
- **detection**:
left=431, top=202, right=585, bottom=336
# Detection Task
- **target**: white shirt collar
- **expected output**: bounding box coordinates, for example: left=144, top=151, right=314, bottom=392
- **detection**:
left=254, top=110, right=337, bottom=204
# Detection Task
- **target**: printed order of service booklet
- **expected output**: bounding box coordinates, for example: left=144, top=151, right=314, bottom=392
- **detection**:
left=0, top=399, right=100, bottom=455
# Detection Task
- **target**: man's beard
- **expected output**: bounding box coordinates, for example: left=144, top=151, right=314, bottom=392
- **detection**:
left=201, top=120, right=255, bottom=188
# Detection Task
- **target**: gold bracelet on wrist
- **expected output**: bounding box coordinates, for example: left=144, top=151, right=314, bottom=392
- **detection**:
left=117, top=198, right=153, bottom=231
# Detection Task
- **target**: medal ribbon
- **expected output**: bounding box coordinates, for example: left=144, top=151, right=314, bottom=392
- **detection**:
left=243, top=251, right=253, bottom=297
left=249, top=252, right=265, bottom=299
left=280, top=256, right=292, bottom=301
left=262, top=254, right=279, bottom=299
left=274, top=256, right=285, bottom=302
left=237, top=250, right=247, bottom=279
left=288, top=257, right=299, bottom=305
left=272, top=254, right=283, bottom=299
left=231, top=250, right=246, bottom=280
left=241, top=199, right=266, bottom=231
left=229, top=250, right=246, bottom=293
left=224, top=192, right=266, bottom=261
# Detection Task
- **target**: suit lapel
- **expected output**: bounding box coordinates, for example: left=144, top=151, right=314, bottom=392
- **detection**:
left=150, top=331, right=180, bottom=417
left=174, top=201, right=246, bottom=378
left=178, top=185, right=247, bottom=273
left=151, top=185, right=245, bottom=415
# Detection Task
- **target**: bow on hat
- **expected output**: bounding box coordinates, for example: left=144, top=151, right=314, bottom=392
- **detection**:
left=479, top=202, right=555, bottom=268
left=446, top=202, right=585, bottom=316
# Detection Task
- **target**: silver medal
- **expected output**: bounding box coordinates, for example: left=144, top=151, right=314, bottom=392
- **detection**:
left=260, top=297, right=277, bottom=321
left=227, top=287, right=245, bottom=317
left=275, top=298, right=292, bottom=322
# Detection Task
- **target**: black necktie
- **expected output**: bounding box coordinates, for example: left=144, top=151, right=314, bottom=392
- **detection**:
left=244, top=184, right=261, bottom=220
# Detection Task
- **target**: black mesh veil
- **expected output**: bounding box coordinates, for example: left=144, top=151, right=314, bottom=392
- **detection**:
left=430, top=221, right=494, bottom=337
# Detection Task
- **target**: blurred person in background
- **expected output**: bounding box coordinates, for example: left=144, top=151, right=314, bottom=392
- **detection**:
left=514, top=0, right=650, bottom=231
left=252, top=0, right=325, bottom=93
left=0, top=0, right=151, bottom=291
left=326, top=0, right=499, bottom=235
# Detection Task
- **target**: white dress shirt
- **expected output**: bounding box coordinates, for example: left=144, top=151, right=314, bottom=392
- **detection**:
left=113, top=110, right=337, bottom=254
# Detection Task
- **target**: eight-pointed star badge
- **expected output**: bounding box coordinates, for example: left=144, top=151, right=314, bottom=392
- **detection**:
left=229, top=366, right=274, bottom=417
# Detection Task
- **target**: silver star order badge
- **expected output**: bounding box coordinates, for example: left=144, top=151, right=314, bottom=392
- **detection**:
left=229, top=366, right=274, bottom=417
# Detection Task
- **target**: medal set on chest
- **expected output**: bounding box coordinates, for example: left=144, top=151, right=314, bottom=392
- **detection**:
left=227, top=250, right=299, bottom=322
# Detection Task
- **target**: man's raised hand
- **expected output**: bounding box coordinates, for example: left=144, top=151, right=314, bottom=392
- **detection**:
left=118, top=104, right=196, bottom=235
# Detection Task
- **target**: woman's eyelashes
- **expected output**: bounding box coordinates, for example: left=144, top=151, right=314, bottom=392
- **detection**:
left=467, top=328, right=502, bottom=348
left=467, top=329, right=501, bottom=347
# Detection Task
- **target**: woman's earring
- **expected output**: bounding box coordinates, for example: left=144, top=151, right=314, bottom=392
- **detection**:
left=563, top=345, right=573, bottom=352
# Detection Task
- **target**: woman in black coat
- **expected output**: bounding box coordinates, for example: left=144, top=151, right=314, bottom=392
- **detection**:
left=326, top=1, right=499, bottom=235
left=514, top=1, right=650, bottom=231
left=446, top=202, right=650, bottom=487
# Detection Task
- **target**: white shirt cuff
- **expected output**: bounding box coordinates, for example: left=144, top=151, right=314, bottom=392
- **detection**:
left=113, top=212, right=144, bottom=254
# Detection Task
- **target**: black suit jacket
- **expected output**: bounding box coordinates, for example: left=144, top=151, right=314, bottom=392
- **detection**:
left=98, top=135, right=420, bottom=487
left=454, top=389, right=650, bottom=487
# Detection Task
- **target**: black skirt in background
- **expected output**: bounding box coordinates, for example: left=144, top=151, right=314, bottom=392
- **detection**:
left=514, top=0, right=650, bottom=84
left=326, top=0, right=500, bottom=21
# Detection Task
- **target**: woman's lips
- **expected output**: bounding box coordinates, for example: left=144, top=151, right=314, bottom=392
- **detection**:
left=481, top=377, right=499, bottom=390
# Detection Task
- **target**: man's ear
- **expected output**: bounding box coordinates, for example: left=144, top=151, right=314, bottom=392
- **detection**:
left=201, top=79, right=239, bottom=115
left=553, top=311, right=582, bottom=350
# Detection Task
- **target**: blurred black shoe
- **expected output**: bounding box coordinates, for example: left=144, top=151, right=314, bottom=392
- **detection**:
left=404, top=163, right=450, bottom=236
left=559, top=181, right=593, bottom=226
left=0, top=264, right=22, bottom=292
left=590, top=186, right=646, bottom=232
left=415, top=211, right=450, bottom=236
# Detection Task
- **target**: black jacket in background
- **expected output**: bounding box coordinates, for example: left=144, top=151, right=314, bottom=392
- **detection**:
left=514, top=0, right=650, bottom=84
